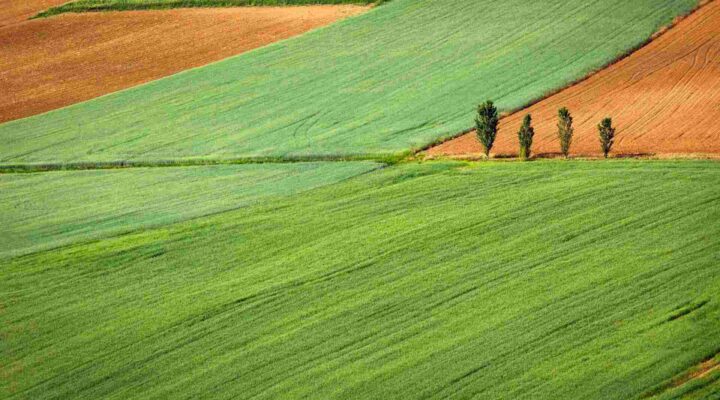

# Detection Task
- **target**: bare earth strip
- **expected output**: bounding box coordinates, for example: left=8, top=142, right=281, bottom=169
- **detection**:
left=0, top=5, right=368, bottom=123
left=428, top=0, right=720, bottom=158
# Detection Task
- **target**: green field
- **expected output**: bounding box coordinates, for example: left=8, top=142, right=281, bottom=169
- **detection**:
left=0, top=162, right=378, bottom=257
left=4, top=0, right=719, bottom=396
left=0, top=0, right=699, bottom=165
left=36, top=0, right=377, bottom=18
left=3, top=160, right=719, bottom=399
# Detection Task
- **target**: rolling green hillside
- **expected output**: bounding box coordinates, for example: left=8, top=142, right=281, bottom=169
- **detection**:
left=0, top=0, right=698, bottom=164
left=36, top=0, right=377, bottom=18
left=0, top=162, right=378, bottom=257
left=3, top=160, right=719, bottom=399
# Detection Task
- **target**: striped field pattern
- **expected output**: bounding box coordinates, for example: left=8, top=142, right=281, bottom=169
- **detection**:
left=0, top=0, right=700, bottom=164
left=3, top=160, right=719, bottom=399
left=0, top=161, right=379, bottom=257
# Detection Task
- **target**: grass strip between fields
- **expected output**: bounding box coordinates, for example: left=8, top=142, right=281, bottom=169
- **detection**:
left=0, top=152, right=406, bottom=174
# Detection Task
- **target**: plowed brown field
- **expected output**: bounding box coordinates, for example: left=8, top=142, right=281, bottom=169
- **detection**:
left=0, top=0, right=67, bottom=27
left=0, top=5, right=368, bottom=123
left=427, top=1, right=720, bottom=158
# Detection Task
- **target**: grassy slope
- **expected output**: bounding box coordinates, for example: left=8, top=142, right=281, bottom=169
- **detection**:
left=0, top=162, right=378, bottom=257
left=0, top=0, right=698, bottom=164
left=3, top=160, right=719, bottom=399
left=36, top=0, right=377, bottom=18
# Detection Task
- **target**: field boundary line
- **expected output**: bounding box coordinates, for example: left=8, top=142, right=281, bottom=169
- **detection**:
left=0, top=153, right=407, bottom=173
left=416, top=0, right=718, bottom=156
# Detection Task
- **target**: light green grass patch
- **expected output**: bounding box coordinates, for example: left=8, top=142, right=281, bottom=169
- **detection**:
left=0, top=0, right=699, bottom=164
left=0, top=161, right=379, bottom=257
left=3, top=160, right=719, bottom=399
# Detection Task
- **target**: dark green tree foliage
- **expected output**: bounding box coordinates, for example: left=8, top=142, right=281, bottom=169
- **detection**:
left=475, top=100, right=499, bottom=157
left=557, top=107, right=574, bottom=158
left=598, top=117, right=616, bottom=158
left=517, top=114, right=535, bottom=160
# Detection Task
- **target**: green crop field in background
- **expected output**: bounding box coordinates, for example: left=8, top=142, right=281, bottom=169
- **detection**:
left=0, top=0, right=698, bottom=164
left=0, top=161, right=378, bottom=257
left=35, top=0, right=378, bottom=18
left=3, top=160, right=719, bottom=399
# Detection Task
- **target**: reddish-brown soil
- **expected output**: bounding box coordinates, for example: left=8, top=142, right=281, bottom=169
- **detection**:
left=0, top=5, right=368, bottom=123
left=428, top=1, right=720, bottom=158
left=0, top=0, right=68, bottom=27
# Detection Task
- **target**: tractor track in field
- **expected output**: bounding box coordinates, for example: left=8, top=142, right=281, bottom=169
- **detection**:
left=426, top=0, right=720, bottom=158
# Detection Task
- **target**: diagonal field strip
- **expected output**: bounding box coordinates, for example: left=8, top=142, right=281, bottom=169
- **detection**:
left=643, top=353, right=720, bottom=399
left=0, top=0, right=700, bottom=164
left=0, top=161, right=380, bottom=257
left=0, top=5, right=370, bottom=123
left=427, top=0, right=720, bottom=158
left=2, top=160, right=719, bottom=399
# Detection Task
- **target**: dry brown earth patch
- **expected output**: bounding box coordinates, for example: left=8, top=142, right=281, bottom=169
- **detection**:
left=0, top=5, right=368, bottom=123
left=0, top=0, right=68, bottom=27
left=427, top=1, right=720, bottom=158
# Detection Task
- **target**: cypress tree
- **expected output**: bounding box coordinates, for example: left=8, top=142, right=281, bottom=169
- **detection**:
left=517, top=114, right=535, bottom=160
left=557, top=107, right=574, bottom=158
left=598, top=117, right=616, bottom=158
left=475, top=100, right=499, bottom=158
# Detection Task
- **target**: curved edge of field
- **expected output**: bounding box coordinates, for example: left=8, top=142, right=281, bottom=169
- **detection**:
left=0, top=5, right=370, bottom=123
left=426, top=0, right=720, bottom=158
left=0, top=0, right=701, bottom=165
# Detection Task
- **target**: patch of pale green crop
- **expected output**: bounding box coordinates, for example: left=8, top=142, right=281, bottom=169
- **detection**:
left=0, top=161, right=379, bottom=257
left=0, top=0, right=699, bottom=164
left=2, top=160, right=719, bottom=399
